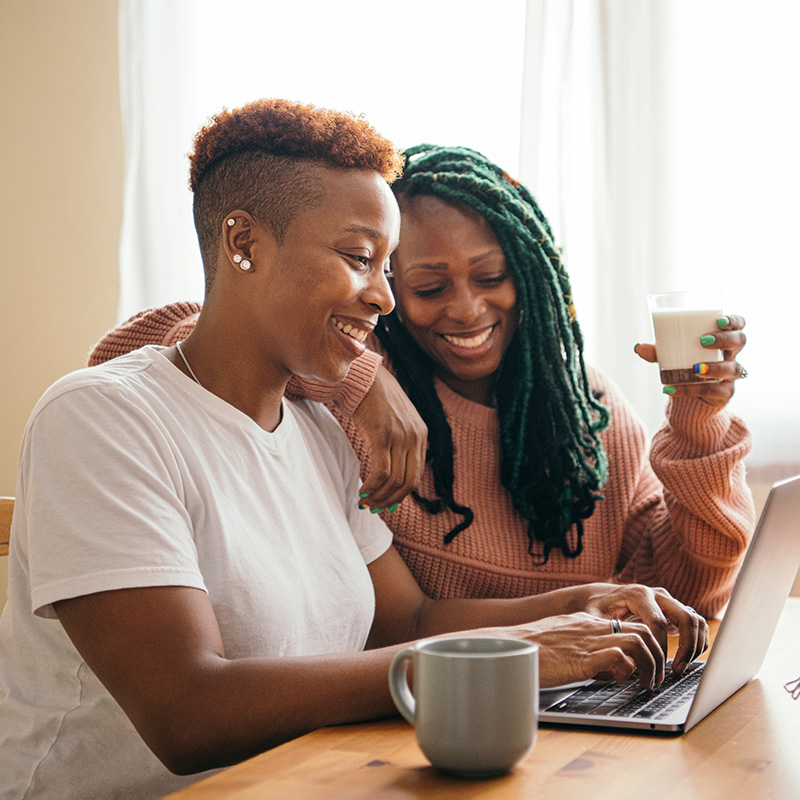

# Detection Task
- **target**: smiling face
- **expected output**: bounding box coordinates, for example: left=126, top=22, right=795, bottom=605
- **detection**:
left=391, top=195, right=519, bottom=405
left=248, top=166, right=400, bottom=385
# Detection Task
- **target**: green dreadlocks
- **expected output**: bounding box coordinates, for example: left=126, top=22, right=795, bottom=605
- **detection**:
left=375, top=144, right=611, bottom=562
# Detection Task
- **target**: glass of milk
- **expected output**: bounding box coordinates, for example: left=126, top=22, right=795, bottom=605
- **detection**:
left=648, top=291, right=724, bottom=384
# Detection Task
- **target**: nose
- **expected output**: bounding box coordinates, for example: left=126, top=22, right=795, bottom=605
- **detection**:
left=448, top=285, right=486, bottom=323
left=363, top=271, right=395, bottom=315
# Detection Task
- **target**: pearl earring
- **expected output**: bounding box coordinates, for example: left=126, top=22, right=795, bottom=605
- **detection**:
left=227, top=218, right=235, bottom=227
left=240, top=260, right=251, bottom=271
left=233, top=254, right=242, bottom=263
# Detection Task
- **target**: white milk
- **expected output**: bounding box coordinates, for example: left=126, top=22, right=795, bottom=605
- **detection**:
left=651, top=307, right=722, bottom=383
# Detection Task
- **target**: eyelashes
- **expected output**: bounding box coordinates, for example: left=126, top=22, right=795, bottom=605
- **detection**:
left=409, top=273, right=511, bottom=299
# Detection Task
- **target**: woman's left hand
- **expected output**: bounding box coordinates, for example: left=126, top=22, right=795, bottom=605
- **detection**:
left=574, top=582, right=709, bottom=674
left=635, top=314, right=747, bottom=409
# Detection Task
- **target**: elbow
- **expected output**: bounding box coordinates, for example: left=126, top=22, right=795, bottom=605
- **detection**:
left=156, top=740, right=211, bottom=776
left=141, top=712, right=303, bottom=776
left=129, top=704, right=237, bottom=776
left=144, top=728, right=225, bottom=776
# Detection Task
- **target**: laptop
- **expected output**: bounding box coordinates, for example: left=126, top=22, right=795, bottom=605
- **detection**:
left=539, top=474, right=800, bottom=733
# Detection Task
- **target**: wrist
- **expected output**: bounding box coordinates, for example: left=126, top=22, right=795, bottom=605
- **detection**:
left=530, top=584, right=593, bottom=618
left=334, top=350, right=382, bottom=415
left=561, top=583, right=612, bottom=615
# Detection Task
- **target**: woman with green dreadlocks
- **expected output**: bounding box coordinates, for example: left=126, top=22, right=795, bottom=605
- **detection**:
left=89, top=144, right=753, bottom=620
left=369, top=144, right=752, bottom=620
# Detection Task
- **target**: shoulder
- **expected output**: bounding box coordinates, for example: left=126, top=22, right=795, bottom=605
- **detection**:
left=27, top=347, right=175, bottom=429
left=587, top=365, right=636, bottom=415
left=586, top=364, right=648, bottom=447
left=18, top=349, right=190, bottom=503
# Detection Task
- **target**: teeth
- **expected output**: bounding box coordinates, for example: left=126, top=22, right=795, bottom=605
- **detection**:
left=334, top=319, right=368, bottom=343
left=443, top=328, right=493, bottom=349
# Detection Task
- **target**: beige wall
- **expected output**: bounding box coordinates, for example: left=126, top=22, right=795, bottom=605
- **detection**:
left=0, top=0, right=122, bottom=601
left=0, top=1, right=796, bottom=608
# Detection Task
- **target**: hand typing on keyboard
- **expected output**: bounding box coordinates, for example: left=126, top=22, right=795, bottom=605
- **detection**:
left=464, top=583, right=709, bottom=690
left=497, top=612, right=675, bottom=690
left=568, top=583, right=710, bottom=674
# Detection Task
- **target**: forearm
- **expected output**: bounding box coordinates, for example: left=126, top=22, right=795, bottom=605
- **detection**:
left=643, top=400, right=754, bottom=615
left=139, top=647, right=403, bottom=775
left=412, top=585, right=594, bottom=639
left=622, top=494, right=751, bottom=618
left=55, top=585, right=404, bottom=777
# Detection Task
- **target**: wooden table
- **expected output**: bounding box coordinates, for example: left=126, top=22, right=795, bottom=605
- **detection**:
left=166, top=599, right=800, bottom=800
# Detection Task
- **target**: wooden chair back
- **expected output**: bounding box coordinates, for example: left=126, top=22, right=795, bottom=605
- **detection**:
left=0, top=497, right=13, bottom=556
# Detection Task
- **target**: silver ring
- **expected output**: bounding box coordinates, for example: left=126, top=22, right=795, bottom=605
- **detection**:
left=611, top=619, right=622, bottom=634
left=739, top=367, right=748, bottom=379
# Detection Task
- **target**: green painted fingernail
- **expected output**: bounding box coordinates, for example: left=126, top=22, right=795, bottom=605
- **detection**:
left=663, top=385, right=677, bottom=395
left=359, top=492, right=369, bottom=498
left=700, top=335, right=716, bottom=347
left=388, top=503, right=399, bottom=513
left=370, top=507, right=383, bottom=514
left=716, top=316, right=730, bottom=327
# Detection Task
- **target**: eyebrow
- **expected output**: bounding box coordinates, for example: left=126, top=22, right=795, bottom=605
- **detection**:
left=344, top=225, right=388, bottom=240
left=410, top=249, right=505, bottom=270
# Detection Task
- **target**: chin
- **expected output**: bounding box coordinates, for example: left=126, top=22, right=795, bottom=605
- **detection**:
left=446, top=361, right=502, bottom=383
left=298, top=363, right=351, bottom=385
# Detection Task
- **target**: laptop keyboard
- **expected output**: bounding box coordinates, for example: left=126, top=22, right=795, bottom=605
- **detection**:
left=546, top=659, right=705, bottom=720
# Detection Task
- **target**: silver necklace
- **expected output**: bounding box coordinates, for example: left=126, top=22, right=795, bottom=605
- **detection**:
left=175, top=340, right=201, bottom=385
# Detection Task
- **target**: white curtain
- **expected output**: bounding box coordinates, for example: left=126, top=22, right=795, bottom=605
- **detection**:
left=118, top=0, right=204, bottom=312
left=117, top=0, right=527, bottom=317
left=118, top=0, right=799, bottom=470
left=519, top=0, right=800, bottom=470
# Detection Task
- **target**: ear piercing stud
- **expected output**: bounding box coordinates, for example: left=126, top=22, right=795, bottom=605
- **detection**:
left=227, top=219, right=249, bottom=269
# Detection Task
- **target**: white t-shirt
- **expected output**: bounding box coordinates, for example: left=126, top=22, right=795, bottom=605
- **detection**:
left=0, top=347, right=392, bottom=799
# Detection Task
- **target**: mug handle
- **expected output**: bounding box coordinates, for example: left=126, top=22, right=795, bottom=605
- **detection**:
left=388, top=647, right=416, bottom=726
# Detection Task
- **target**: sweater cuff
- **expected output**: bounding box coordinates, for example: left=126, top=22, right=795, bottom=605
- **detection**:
left=658, top=396, right=748, bottom=459
left=286, top=349, right=382, bottom=415
left=334, top=349, right=383, bottom=415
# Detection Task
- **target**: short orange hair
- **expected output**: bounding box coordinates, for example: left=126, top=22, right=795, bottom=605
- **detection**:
left=190, top=97, right=403, bottom=190
left=190, top=98, right=404, bottom=290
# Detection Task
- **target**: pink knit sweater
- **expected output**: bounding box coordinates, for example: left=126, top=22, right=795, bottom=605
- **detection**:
left=89, top=303, right=755, bottom=618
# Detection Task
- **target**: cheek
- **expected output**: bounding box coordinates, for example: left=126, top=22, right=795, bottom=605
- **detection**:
left=498, top=284, right=518, bottom=310
left=394, top=292, right=439, bottom=333
left=311, top=269, right=363, bottom=307
left=496, top=287, right=520, bottom=339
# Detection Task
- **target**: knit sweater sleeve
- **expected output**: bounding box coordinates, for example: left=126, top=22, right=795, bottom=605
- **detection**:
left=283, top=333, right=385, bottom=415
left=284, top=348, right=382, bottom=416
left=610, top=381, right=755, bottom=618
left=87, top=302, right=203, bottom=365
left=86, top=302, right=381, bottom=416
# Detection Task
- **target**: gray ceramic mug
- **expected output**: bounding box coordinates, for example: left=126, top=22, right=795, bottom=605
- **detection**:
left=388, top=636, right=539, bottom=776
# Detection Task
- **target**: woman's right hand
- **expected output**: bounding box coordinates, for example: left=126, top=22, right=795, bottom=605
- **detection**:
left=486, top=612, right=667, bottom=689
